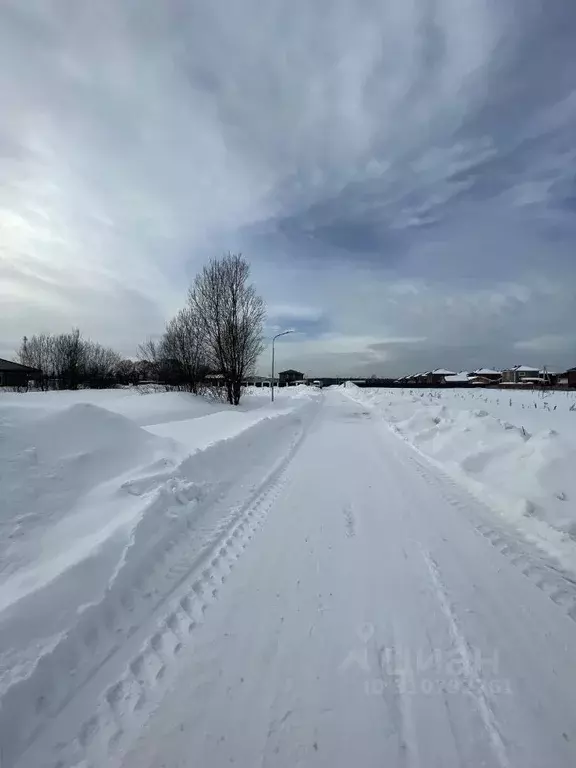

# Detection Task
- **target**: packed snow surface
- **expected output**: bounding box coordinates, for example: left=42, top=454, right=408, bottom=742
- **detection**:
left=343, top=385, right=576, bottom=572
left=2, top=386, right=576, bottom=767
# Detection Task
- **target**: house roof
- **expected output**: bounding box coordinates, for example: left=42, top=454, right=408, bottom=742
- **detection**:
left=473, top=368, right=501, bottom=375
left=431, top=368, right=456, bottom=376
left=0, top=358, right=41, bottom=373
left=445, top=373, right=470, bottom=383
left=507, top=365, right=539, bottom=372
left=279, top=369, right=303, bottom=375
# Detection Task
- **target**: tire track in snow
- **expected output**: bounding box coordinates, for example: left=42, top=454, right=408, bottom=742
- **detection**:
left=11, top=410, right=316, bottom=768
left=356, top=388, right=576, bottom=623
left=405, top=452, right=576, bottom=625
left=85, top=482, right=285, bottom=768
left=375, top=626, right=420, bottom=768
left=22, top=474, right=288, bottom=768
left=420, top=548, right=510, bottom=768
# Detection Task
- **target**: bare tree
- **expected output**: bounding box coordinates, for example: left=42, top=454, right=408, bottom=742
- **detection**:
left=137, top=338, right=162, bottom=381
left=83, top=341, right=122, bottom=386
left=116, top=359, right=138, bottom=385
left=162, top=306, right=208, bottom=393
left=137, top=338, right=159, bottom=362
left=190, top=253, right=265, bottom=405
left=18, top=334, right=53, bottom=389
left=53, top=329, right=83, bottom=389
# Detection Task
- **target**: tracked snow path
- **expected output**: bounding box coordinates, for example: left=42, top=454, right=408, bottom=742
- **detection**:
left=20, top=392, right=576, bottom=767
left=118, top=391, right=576, bottom=768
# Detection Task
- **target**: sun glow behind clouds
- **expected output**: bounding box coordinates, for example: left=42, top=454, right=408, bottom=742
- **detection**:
left=1, top=0, right=575, bottom=373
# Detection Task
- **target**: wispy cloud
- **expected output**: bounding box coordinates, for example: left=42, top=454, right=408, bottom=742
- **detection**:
left=1, top=0, right=575, bottom=373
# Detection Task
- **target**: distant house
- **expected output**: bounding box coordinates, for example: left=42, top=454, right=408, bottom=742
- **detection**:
left=243, top=375, right=274, bottom=387
left=0, top=358, right=42, bottom=388
left=561, top=367, right=576, bottom=388
left=445, top=372, right=471, bottom=385
left=472, top=368, right=502, bottom=382
left=468, top=375, right=496, bottom=386
left=501, top=365, right=539, bottom=383
left=426, top=369, right=456, bottom=386
left=279, top=369, right=304, bottom=385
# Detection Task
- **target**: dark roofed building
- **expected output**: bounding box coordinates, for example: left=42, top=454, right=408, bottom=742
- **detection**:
left=0, top=358, right=42, bottom=388
left=565, top=367, right=576, bottom=388
left=426, top=369, right=456, bottom=385
left=278, top=369, right=304, bottom=385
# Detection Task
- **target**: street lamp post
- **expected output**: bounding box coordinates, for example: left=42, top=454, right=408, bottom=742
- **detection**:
left=271, top=330, right=294, bottom=402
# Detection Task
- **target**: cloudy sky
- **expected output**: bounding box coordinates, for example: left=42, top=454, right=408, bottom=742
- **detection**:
left=1, top=0, right=575, bottom=377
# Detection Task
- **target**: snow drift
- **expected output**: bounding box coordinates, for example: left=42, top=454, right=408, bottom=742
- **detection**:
left=343, top=387, right=576, bottom=567
left=0, top=386, right=319, bottom=768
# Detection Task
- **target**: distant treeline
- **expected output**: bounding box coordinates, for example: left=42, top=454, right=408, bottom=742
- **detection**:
left=18, top=329, right=138, bottom=390
left=17, top=253, right=266, bottom=405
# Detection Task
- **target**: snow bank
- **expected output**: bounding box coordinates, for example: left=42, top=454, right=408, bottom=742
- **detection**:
left=0, top=387, right=236, bottom=426
left=343, top=387, right=576, bottom=558
left=0, top=386, right=317, bottom=767
left=0, top=403, right=176, bottom=588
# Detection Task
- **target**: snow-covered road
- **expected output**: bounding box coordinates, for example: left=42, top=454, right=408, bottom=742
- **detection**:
left=10, top=390, right=576, bottom=767
left=118, top=391, right=576, bottom=768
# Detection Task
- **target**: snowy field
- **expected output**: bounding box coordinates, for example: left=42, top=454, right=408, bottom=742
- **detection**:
left=3, top=385, right=576, bottom=767
left=0, top=385, right=319, bottom=767
left=343, top=385, right=576, bottom=570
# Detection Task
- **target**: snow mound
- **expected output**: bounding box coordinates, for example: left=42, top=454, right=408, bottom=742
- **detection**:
left=394, top=405, right=576, bottom=536
left=0, top=403, right=171, bottom=538
left=287, top=384, right=323, bottom=399
left=0, top=387, right=317, bottom=767
left=1, top=403, right=171, bottom=569
left=0, top=403, right=178, bottom=622
left=0, top=387, right=235, bottom=426
left=343, top=387, right=576, bottom=562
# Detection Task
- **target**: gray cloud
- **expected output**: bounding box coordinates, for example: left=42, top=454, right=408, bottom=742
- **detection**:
left=1, top=0, right=575, bottom=374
